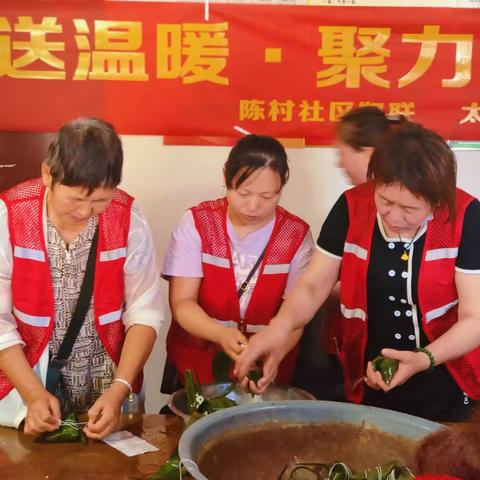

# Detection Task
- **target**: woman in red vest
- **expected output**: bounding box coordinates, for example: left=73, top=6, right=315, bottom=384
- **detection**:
left=236, top=122, right=480, bottom=422
left=0, top=119, right=164, bottom=438
left=293, top=106, right=406, bottom=399
left=161, top=134, right=313, bottom=388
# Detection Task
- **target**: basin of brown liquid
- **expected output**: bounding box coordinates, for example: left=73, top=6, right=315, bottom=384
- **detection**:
left=179, top=401, right=442, bottom=480
left=197, top=421, right=416, bottom=480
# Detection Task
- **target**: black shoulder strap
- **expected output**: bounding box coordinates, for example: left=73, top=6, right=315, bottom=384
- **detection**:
left=55, top=226, right=99, bottom=362
left=237, top=244, right=267, bottom=299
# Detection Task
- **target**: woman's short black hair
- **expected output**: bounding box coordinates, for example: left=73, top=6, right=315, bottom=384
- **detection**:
left=46, top=117, right=123, bottom=193
left=224, top=134, right=289, bottom=190
left=337, top=106, right=406, bottom=151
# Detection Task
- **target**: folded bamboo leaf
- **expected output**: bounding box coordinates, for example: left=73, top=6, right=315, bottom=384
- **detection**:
left=247, top=368, right=262, bottom=385
left=212, top=351, right=233, bottom=383
left=44, top=412, right=83, bottom=443
left=372, top=355, right=399, bottom=385
left=245, top=360, right=264, bottom=398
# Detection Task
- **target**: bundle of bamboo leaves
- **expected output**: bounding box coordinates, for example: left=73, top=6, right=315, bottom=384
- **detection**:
left=278, top=460, right=414, bottom=480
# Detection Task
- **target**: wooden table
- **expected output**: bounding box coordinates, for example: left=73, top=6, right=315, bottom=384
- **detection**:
left=0, top=414, right=185, bottom=480
left=1, top=411, right=476, bottom=480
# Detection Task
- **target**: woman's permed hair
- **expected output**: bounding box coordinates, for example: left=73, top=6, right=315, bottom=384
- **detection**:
left=367, top=122, right=457, bottom=220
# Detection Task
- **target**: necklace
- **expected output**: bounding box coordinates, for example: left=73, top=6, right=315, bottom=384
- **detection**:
left=398, top=225, right=422, bottom=261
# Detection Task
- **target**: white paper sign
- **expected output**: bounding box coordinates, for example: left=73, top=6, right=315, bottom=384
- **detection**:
left=103, top=430, right=159, bottom=457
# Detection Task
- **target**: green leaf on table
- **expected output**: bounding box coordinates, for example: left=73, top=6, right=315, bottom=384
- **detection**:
left=150, top=360, right=240, bottom=480
left=148, top=409, right=205, bottom=479
left=148, top=448, right=185, bottom=480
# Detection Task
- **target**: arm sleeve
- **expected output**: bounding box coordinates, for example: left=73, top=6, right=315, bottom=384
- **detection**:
left=161, top=209, right=203, bottom=278
left=0, top=199, right=25, bottom=351
left=456, top=199, right=480, bottom=273
left=122, top=202, right=166, bottom=335
left=284, top=230, right=314, bottom=295
left=316, top=193, right=350, bottom=259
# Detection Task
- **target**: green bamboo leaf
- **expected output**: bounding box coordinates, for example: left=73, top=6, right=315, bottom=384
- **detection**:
left=212, top=351, right=233, bottom=383
left=372, top=355, right=399, bottom=385
left=150, top=359, right=240, bottom=479
left=184, top=369, right=206, bottom=414
left=206, top=396, right=237, bottom=413
left=148, top=448, right=186, bottom=480
left=44, top=412, right=81, bottom=443
left=284, top=461, right=414, bottom=480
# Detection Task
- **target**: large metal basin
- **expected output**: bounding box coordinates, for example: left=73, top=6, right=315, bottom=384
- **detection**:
left=178, top=400, right=443, bottom=480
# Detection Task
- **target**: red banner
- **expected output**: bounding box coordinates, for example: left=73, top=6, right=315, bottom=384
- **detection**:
left=1, top=1, right=480, bottom=143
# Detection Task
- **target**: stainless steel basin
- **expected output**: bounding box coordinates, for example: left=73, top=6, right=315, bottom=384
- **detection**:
left=178, top=400, right=443, bottom=480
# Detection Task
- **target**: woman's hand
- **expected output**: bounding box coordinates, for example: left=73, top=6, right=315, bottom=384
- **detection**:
left=83, top=382, right=125, bottom=440
left=214, top=326, right=248, bottom=360
left=365, top=348, right=431, bottom=392
left=23, top=387, right=61, bottom=435
left=234, top=322, right=289, bottom=393
left=0, top=345, right=61, bottom=435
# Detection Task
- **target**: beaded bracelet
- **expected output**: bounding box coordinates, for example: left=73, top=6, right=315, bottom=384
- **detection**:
left=415, top=347, right=436, bottom=372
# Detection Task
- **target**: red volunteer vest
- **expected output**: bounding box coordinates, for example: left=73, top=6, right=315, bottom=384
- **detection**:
left=0, top=178, right=141, bottom=399
left=166, top=198, right=309, bottom=385
left=336, top=182, right=480, bottom=403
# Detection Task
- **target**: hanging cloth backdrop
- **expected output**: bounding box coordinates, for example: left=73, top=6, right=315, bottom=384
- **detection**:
left=1, top=1, right=480, bottom=143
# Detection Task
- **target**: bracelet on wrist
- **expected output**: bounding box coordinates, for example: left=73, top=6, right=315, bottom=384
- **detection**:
left=415, top=347, right=435, bottom=372
left=112, top=378, right=133, bottom=394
